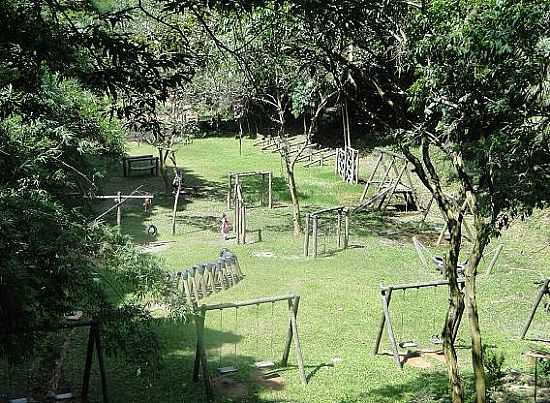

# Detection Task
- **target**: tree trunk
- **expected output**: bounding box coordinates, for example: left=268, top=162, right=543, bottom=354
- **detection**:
left=158, top=148, right=171, bottom=194
left=465, top=234, right=488, bottom=403
left=443, top=219, right=465, bottom=403
left=285, top=157, right=302, bottom=236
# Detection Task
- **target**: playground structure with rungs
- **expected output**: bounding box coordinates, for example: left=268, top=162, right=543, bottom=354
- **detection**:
left=254, top=136, right=337, bottom=168
left=303, top=206, right=350, bottom=258
left=170, top=250, right=244, bottom=306
left=356, top=148, right=419, bottom=213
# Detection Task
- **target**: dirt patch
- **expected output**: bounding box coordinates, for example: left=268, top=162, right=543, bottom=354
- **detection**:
left=212, top=375, right=248, bottom=399
left=252, top=370, right=285, bottom=391
left=403, top=354, right=432, bottom=369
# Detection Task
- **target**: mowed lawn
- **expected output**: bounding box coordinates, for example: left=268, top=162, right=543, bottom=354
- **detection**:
left=96, top=137, right=550, bottom=402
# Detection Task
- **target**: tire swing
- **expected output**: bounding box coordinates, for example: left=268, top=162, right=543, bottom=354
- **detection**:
left=146, top=224, right=158, bottom=242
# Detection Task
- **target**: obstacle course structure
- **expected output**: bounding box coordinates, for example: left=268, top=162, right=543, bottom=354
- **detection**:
left=336, top=146, right=359, bottom=184
left=374, top=278, right=465, bottom=368
left=170, top=250, right=244, bottom=306
left=227, top=171, right=273, bottom=209
left=304, top=207, right=350, bottom=258
left=192, top=293, right=306, bottom=401
left=255, top=136, right=337, bottom=168
left=357, top=148, right=418, bottom=212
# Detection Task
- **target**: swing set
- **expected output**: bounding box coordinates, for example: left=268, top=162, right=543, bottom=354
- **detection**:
left=412, top=236, right=504, bottom=278
left=521, top=278, right=550, bottom=341
left=192, top=294, right=306, bottom=401
left=374, top=278, right=465, bottom=368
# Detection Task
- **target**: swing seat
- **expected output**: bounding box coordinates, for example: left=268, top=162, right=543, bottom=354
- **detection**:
left=399, top=340, right=418, bottom=349
left=217, top=366, right=239, bottom=375
left=430, top=335, right=443, bottom=345
left=253, top=360, right=275, bottom=369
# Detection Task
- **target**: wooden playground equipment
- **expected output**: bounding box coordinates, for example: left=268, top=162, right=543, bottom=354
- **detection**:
left=254, top=136, right=337, bottom=167
left=0, top=320, right=109, bottom=403
left=192, top=293, right=307, bottom=401
left=356, top=148, right=419, bottom=212
left=303, top=207, right=350, bottom=258
left=412, top=237, right=504, bottom=277
left=227, top=171, right=273, bottom=209
left=170, top=250, right=244, bottom=306
left=336, top=146, right=359, bottom=184
left=521, top=279, right=550, bottom=341
left=122, top=154, right=159, bottom=177
left=233, top=181, right=247, bottom=244
left=89, top=187, right=154, bottom=233
left=374, top=278, right=465, bottom=369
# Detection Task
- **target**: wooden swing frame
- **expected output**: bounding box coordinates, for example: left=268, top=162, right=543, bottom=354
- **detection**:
left=374, top=278, right=465, bottom=369
left=303, top=206, right=350, bottom=258
left=192, top=294, right=307, bottom=401
left=1, top=320, right=109, bottom=403
left=357, top=148, right=418, bottom=212
left=521, top=278, right=550, bottom=341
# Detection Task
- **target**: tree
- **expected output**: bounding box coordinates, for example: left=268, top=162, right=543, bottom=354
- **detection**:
left=398, top=2, right=550, bottom=401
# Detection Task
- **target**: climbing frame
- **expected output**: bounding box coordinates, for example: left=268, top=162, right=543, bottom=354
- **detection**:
left=227, top=171, right=272, bottom=209
left=356, top=148, right=418, bottom=212
left=336, top=146, right=359, bottom=184
left=303, top=207, right=350, bottom=258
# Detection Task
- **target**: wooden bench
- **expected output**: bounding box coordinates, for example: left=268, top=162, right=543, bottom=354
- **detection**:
left=123, top=155, right=159, bottom=177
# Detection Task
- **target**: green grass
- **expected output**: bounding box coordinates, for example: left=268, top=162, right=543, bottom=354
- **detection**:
left=9, top=137, right=550, bottom=403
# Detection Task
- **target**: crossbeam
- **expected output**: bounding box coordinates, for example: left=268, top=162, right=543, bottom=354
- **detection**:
left=200, top=294, right=298, bottom=311
left=381, top=278, right=465, bottom=292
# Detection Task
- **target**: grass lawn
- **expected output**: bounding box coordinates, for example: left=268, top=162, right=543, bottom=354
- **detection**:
left=6, top=137, right=549, bottom=403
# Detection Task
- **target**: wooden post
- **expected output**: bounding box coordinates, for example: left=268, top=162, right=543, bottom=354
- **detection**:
left=193, top=309, right=213, bottom=400
left=289, top=297, right=307, bottom=385
left=268, top=172, right=273, bottom=209
left=336, top=211, right=342, bottom=249
left=344, top=210, right=350, bottom=249
left=303, top=214, right=310, bottom=257
left=93, top=323, right=110, bottom=403
left=521, top=279, right=550, bottom=339
left=227, top=174, right=232, bottom=209
left=380, top=289, right=402, bottom=369
left=172, top=178, right=182, bottom=236
left=485, top=244, right=504, bottom=276
left=374, top=288, right=392, bottom=355
left=312, top=215, right=318, bottom=258
left=182, top=272, right=194, bottom=304
left=116, top=191, right=121, bottom=233
left=81, top=324, right=95, bottom=402
left=242, top=205, right=246, bottom=244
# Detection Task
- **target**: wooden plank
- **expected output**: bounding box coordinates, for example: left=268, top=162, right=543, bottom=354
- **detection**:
left=200, top=294, right=299, bottom=311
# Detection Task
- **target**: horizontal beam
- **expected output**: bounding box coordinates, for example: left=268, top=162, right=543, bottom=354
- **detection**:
left=381, top=278, right=465, bottom=292
left=230, top=171, right=271, bottom=178
left=311, top=206, right=346, bottom=216
left=200, top=294, right=298, bottom=311
left=374, top=148, right=407, bottom=161
left=85, top=195, right=153, bottom=199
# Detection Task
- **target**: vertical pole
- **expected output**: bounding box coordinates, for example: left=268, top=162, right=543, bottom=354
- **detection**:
left=303, top=214, right=310, bottom=257
left=268, top=172, right=273, bottom=209
left=290, top=296, right=307, bottom=385
left=94, top=323, right=109, bottom=403
left=485, top=244, right=504, bottom=276
left=81, top=325, right=96, bottom=402
left=312, top=216, right=318, bottom=258
left=242, top=205, right=246, bottom=244
left=336, top=211, right=342, bottom=249
left=172, top=179, right=181, bottom=236
left=116, top=191, right=121, bottom=233
left=344, top=209, right=350, bottom=249
left=227, top=174, right=232, bottom=209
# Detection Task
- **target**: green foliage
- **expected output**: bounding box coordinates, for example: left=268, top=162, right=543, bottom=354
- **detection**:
left=483, top=346, right=506, bottom=389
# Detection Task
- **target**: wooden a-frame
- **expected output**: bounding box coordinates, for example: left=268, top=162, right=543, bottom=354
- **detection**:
left=358, top=148, right=418, bottom=212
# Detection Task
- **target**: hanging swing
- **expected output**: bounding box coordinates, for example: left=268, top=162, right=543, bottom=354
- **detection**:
left=398, top=290, right=418, bottom=349
left=253, top=302, right=276, bottom=370
left=217, top=307, right=239, bottom=375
